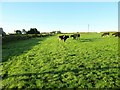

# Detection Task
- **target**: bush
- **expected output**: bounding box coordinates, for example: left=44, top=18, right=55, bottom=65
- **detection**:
left=2, top=33, right=54, bottom=44
left=2, top=34, right=39, bottom=44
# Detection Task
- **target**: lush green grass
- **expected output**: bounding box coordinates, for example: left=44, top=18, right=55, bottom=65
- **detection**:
left=1, top=33, right=120, bottom=89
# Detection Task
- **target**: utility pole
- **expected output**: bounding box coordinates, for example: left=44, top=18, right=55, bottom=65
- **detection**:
left=88, top=24, right=89, bottom=33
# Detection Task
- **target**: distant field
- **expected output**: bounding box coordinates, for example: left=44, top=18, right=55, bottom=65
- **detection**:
left=1, top=33, right=120, bottom=89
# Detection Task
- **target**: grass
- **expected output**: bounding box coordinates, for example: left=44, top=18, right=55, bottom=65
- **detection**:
left=1, top=33, right=120, bottom=89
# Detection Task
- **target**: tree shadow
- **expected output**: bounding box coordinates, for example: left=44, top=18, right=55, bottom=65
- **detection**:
left=2, top=37, right=49, bottom=62
left=5, top=66, right=120, bottom=79
left=2, top=65, right=119, bottom=89
left=80, top=38, right=100, bottom=42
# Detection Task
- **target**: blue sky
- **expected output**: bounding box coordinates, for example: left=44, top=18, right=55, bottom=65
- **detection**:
left=1, top=2, right=118, bottom=33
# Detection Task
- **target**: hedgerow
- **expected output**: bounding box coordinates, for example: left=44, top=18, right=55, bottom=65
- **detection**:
left=2, top=34, right=52, bottom=44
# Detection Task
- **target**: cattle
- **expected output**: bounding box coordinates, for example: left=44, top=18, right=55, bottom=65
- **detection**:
left=70, top=33, right=80, bottom=39
left=59, top=35, right=69, bottom=42
left=112, top=32, right=120, bottom=37
left=101, top=32, right=109, bottom=37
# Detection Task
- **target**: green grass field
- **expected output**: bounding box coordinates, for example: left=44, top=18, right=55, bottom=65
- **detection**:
left=1, top=33, right=120, bottom=89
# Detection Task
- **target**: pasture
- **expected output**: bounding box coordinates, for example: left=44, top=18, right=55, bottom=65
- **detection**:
left=1, top=33, right=120, bottom=89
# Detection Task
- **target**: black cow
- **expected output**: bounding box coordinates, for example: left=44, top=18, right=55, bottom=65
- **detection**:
left=71, top=33, right=80, bottom=39
left=59, top=35, right=69, bottom=42
left=112, top=32, right=120, bottom=37
left=101, top=32, right=109, bottom=37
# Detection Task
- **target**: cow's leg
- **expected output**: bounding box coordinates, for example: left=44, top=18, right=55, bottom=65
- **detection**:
left=64, top=38, right=66, bottom=42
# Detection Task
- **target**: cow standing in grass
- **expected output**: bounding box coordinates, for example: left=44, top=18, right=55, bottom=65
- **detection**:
left=59, top=35, right=69, bottom=42
left=112, top=32, right=120, bottom=37
left=101, top=32, right=109, bottom=37
left=71, top=33, right=80, bottom=39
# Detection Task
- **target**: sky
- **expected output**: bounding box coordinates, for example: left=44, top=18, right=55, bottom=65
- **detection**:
left=0, top=1, right=119, bottom=33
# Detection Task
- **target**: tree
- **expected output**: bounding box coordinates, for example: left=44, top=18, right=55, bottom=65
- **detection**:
left=15, top=30, right=22, bottom=34
left=22, top=29, right=27, bottom=34
left=0, top=28, right=6, bottom=36
left=27, top=28, right=40, bottom=34
left=56, top=31, right=61, bottom=34
left=51, top=31, right=56, bottom=34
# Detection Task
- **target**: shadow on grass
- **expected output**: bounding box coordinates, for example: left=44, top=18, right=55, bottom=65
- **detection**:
left=79, top=38, right=101, bottom=42
left=2, top=37, right=49, bottom=62
left=6, top=66, right=120, bottom=79
left=2, top=65, right=119, bottom=89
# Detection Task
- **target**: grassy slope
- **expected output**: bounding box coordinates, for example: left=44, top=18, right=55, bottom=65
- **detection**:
left=1, top=33, right=120, bottom=89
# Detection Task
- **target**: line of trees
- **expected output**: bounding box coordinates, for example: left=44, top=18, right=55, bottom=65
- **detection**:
left=14, top=29, right=62, bottom=35
left=15, top=28, right=40, bottom=35
left=1, top=27, right=62, bottom=37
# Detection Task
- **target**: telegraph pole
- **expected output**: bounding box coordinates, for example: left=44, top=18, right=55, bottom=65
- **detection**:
left=88, top=24, right=89, bottom=33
